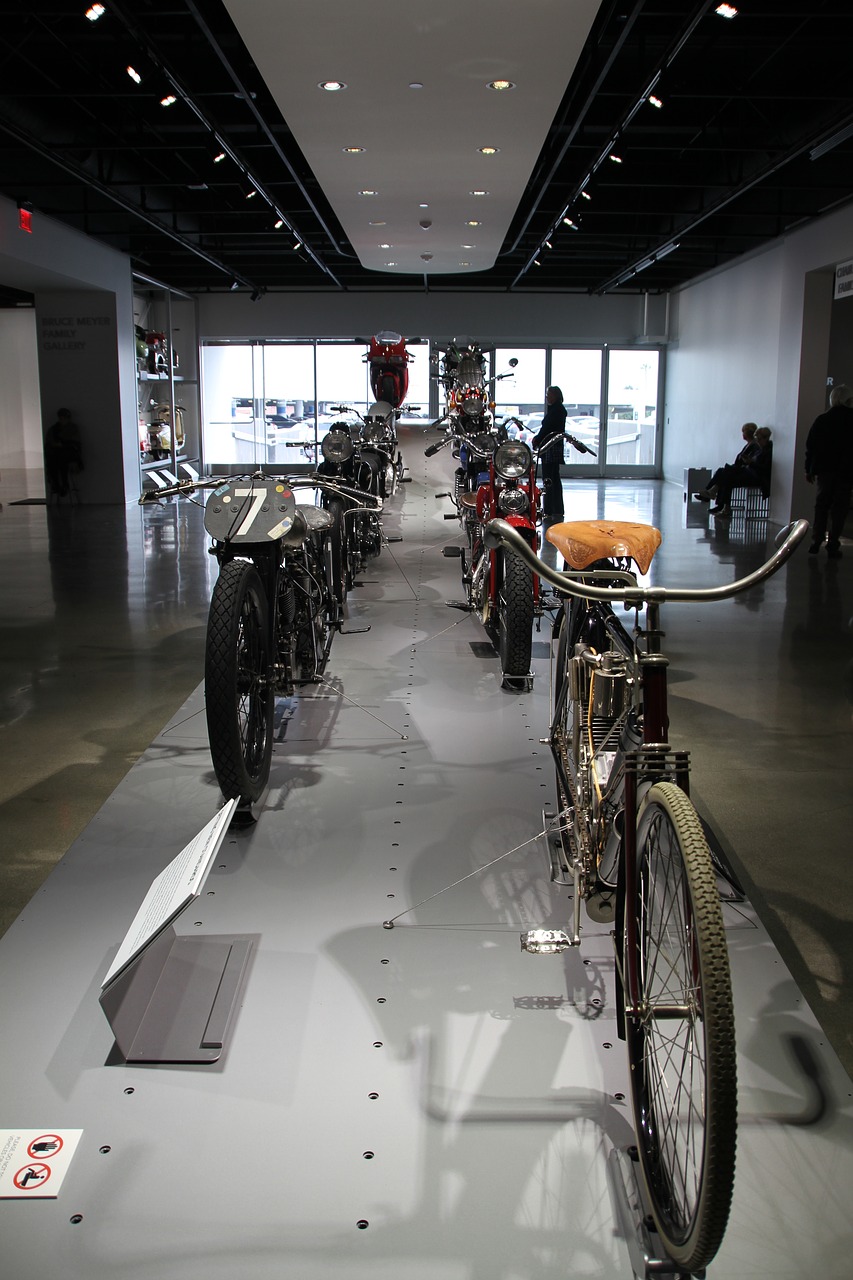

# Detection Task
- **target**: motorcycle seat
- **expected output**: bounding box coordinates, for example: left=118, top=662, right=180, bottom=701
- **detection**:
left=297, top=504, right=335, bottom=531
left=459, top=492, right=478, bottom=510
left=545, top=520, right=661, bottom=574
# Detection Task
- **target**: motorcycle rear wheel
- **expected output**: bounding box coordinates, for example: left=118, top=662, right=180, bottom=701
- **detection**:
left=205, top=559, right=274, bottom=803
left=497, top=548, right=534, bottom=679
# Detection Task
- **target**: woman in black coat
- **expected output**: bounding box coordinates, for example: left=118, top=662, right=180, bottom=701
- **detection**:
left=532, top=386, right=567, bottom=520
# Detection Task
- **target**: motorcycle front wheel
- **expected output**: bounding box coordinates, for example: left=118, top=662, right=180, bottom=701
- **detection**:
left=496, top=548, right=534, bottom=680
left=205, top=559, right=274, bottom=803
left=623, top=781, right=737, bottom=1272
left=324, top=496, right=347, bottom=608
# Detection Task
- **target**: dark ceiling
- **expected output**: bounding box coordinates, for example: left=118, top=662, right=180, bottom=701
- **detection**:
left=2, top=0, right=852, bottom=300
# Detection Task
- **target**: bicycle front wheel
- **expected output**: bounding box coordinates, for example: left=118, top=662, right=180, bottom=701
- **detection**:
left=624, top=782, right=737, bottom=1271
left=205, top=559, right=274, bottom=803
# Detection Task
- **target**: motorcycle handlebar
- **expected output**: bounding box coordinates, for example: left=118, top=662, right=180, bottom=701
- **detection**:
left=139, top=471, right=383, bottom=508
left=484, top=516, right=811, bottom=605
left=424, top=438, right=448, bottom=457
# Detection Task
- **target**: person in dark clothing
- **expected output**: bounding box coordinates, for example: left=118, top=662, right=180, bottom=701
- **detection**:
left=805, top=384, right=853, bottom=558
left=44, top=407, right=83, bottom=498
left=532, top=386, right=567, bottom=520
left=695, top=422, right=759, bottom=502
left=708, top=426, right=773, bottom=516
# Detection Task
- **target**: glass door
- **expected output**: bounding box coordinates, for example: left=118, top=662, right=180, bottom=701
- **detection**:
left=550, top=348, right=603, bottom=470
left=604, top=348, right=661, bottom=474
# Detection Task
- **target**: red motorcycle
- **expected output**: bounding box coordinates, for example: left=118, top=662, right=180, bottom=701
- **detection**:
left=365, top=331, right=413, bottom=409
left=429, top=428, right=593, bottom=688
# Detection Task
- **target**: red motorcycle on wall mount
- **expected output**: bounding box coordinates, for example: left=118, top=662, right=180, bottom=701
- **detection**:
left=364, top=331, right=414, bottom=409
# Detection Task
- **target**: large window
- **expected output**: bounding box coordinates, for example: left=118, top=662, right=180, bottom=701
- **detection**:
left=201, top=339, right=434, bottom=468
left=605, top=349, right=659, bottom=468
left=550, top=349, right=603, bottom=469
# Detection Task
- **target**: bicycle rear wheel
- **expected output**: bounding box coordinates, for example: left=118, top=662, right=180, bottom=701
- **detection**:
left=624, top=782, right=736, bottom=1271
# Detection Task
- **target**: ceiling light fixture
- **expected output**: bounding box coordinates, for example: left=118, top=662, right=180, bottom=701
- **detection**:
left=409, top=82, right=424, bottom=90
left=545, top=240, right=553, bottom=250
left=487, top=80, right=515, bottom=91
left=126, top=66, right=142, bottom=84
left=359, top=189, right=377, bottom=196
left=246, top=189, right=257, bottom=199
left=533, top=260, right=541, bottom=267
left=229, top=280, right=240, bottom=291
left=385, top=261, right=397, bottom=267
left=85, top=4, right=105, bottom=20
left=274, top=219, right=284, bottom=229
left=461, top=244, right=475, bottom=249
left=378, top=243, right=391, bottom=249
left=459, top=261, right=470, bottom=267
left=319, top=80, right=346, bottom=91
left=469, top=190, right=489, bottom=197
left=466, top=220, right=481, bottom=227
left=421, top=253, right=433, bottom=261
left=213, top=150, right=226, bottom=163
left=293, top=241, right=302, bottom=251
left=715, top=3, right=737, bottom=16
left=581, top=190, right=591, bottom=200
left=368, top=220, right=386, bottom=226
left=160, top=94, right=177, bottom=107
left=419, top=203, right=429, bottom=209
left=478, top=146, right=499, bottom=155
left=342, top=147, right=365, bottom=154
left=609, top=152, right=623, bottom=163
left=648, top=94, right=663, bottom=108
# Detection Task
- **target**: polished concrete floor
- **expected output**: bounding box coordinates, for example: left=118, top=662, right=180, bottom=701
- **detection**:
left=0, top=452, right=851, bottom=1083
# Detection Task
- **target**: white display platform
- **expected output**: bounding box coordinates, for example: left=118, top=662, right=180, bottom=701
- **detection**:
left=1, top=434, right=850, bottom=1278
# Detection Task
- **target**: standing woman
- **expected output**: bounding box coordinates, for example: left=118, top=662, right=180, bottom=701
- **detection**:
left=532, top=385, right=567, bottom=520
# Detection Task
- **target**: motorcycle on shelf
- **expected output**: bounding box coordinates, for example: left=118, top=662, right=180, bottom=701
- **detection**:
left=140, top=470, right=381, bottom=807
left=365, top=331, right=414, bottom=409
left=426, top=428, right=597, bottom=689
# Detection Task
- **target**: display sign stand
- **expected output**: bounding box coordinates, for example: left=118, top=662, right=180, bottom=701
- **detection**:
left=99, top=800, right=253, bottom=1064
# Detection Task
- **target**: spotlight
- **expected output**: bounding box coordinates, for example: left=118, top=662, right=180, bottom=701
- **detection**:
left=127, top=66, right=142, bottom=84
left=160, top=94, right=177, bottom=108
left=229, top=280, right=240, bottom=291
left=213, top=151, right=226, bottom=164
left=85, top=4, right=105, bottom=20
left=648, top=95, right=663, bottom=109
left=250, top=288, right=266, bottom=303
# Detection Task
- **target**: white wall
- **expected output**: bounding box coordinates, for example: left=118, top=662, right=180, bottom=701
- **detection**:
left=664, top=202, right=853, bottom=522
left=0, top=309, right=43, bottom=502
left=0, top=193, right=140, bottom=503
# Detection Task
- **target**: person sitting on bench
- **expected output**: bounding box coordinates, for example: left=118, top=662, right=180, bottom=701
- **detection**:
left=704, top=426, right=773, bottom=516
left=695, top=422, right=758, bottom=504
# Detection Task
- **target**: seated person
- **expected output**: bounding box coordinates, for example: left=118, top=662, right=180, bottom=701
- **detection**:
left=695, top=422, right=758, bottom=501
left=708, top=426, right=773, bottom=516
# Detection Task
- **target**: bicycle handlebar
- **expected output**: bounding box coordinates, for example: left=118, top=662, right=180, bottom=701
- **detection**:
left=484, top=516, right=811, bottom=604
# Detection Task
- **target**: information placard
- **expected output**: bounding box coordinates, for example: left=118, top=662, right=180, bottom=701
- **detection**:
left=102, top=799, right=237, bottom=989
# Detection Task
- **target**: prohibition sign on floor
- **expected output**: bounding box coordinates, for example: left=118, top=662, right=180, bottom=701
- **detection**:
left=27, top=1134, right=63, bottom=1159
left=13, top=1163, right=51, bottom=1191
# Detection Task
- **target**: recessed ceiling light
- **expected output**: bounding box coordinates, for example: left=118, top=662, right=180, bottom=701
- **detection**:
left=342, top=146, right=365, bottom=154
left=478, top=146, right=499, bottom=156
left=385, top=262, right=397, bottom=267
left=470, top=190, right=489, bottom=197
left=409, top=82, right=424, bottom=90
left=378, top=243, right=391, bottom=249
left=421, top=253, right=433, bottom=261
left=359, top=190, right=377, bottom=196
left=715, top=3, right=737, bottom=16
left=461, top=244, right=475, bottom=249
left=419, top=203, right=429, bottom=209
left=126, top=66, right=142, bottom=84
left=466, top=220, right=481, bottom=227
left=319, top=80, right=346, bottom=91
left=459, top=261, right=471, bottom=267
left=487, top=80, right=515, bottom=91
left=368, top=220, right=386, bottom=226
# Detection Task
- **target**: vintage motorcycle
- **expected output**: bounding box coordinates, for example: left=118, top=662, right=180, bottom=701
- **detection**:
left=365, top=331, right=413, bottom=409
left=316, top=413, right=388, bottom=594
left=140, top=470, right=380, bottom=806
left=428, top=429, right=596, bottom=687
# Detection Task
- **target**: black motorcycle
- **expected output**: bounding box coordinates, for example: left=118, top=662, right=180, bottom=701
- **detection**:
left=141, top=471, right=380, bottom=806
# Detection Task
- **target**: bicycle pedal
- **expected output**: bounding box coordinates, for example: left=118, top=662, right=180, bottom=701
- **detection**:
left=521, top=929, right=572, bottom=954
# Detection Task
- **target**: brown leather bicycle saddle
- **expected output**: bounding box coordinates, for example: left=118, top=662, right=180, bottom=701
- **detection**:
left=545, top=520, right=662, bottom=573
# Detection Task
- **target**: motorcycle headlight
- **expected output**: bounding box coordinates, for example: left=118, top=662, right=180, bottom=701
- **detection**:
left=321, top=429, right=354, bottom=464
left=361, top=422, right=383, bottom=444
left=494, top=440, right=532, bottom=480
left=498, top=487, right=530, bottom=516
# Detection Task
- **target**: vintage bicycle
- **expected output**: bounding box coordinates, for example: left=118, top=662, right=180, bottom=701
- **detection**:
left=484, top=513, right=809, bottom=1273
